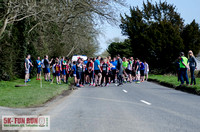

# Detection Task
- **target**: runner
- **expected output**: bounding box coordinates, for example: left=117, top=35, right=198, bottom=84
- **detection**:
left=122, top=57, right=128, bottom=83
left=41, top=56, right=45, bottom=78
left=25, top=54, right=32, bottom=83
left=44, top=55, right=53, bottom=81
left=60, top=56, right=64, bottom=80
left=117, top=54, right=123, bottom=86
left=71, top=61, right=77, bottom=86
left=51, top=60, right=56, bottom=84
left=127, top=58, right=132, bottom=82
left=29, top=57, right=33, bottom=80
left=81, top=58, right=86, bottom=86
left=36, top=57, right=41, bottom=80
left=101, top=58, right=109, bottom=87
left=76, top=58, right=83, bottom=87
left=55, top=61, right=61, bottom=84
left=94, top=56, right=102, bottom=87
left=144, top=60, right=149, bottom=81
left=135, top=58, right=141, bottom=84
left=66, top=59, right=71, bottom=84
left=84, top=59, right=89, bottom=84
left=87, top=58, right=94, bottom=86
left=179, top=52, right=189, bottom=86
left=140, top=61, right=145, bottom=82
left=188, top=50, right=197, bottom=85
left=62, top=57, right=67, bottom=83
left=107, top=57, right=112, bottom=84
left=132, top=59, right=136, bottom=81
left=110, top=57, right=117, bottom=83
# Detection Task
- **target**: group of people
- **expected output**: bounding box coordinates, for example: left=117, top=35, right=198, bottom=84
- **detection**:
left=24, top=54, right=150, bottom=87
left=73, top=55, right=149, bottom=87
left=25, top=50, right=199, bottom=87
left=177, top=50, right=198, bottom=86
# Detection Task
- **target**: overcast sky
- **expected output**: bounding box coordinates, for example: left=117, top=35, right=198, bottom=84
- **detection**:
left=97, top=0, right=200, bottom=54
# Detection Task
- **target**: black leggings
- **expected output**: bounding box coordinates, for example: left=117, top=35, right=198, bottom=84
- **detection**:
left=89, top=71, right=94, bottom=83
left=101, top=72, right=108, bottom=85
left=66, top=74, right=69, bottom=84
left=111, top=70, right=116, bottom=83
left=81, top=72, right=85, bottom=85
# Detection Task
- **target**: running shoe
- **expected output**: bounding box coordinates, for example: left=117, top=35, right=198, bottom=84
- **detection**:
left=136, top=81, right=140, bottom=84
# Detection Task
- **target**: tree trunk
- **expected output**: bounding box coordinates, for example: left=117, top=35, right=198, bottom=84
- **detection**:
left=0, top=18, right=8, bottom=37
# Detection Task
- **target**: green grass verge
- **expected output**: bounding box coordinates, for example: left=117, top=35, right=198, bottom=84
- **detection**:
left=149, top=74, right=200, bottom=91
left=0, top=77, right=73, bottom=108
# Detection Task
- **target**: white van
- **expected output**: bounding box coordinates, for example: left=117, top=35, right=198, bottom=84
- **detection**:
left=72, top=55, right=87, bottom=62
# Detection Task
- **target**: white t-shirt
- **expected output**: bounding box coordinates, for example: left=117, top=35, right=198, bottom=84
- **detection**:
left=25, top=58, right=30, bottom=70
left=52, top=64, right=56, bottom=73
left=41, top=59, right=45, bottom=68
left=144, top=63, right=149, bottom=73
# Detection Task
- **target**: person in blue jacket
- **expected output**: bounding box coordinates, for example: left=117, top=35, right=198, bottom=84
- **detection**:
left=110, top=57, right=117, bottom=83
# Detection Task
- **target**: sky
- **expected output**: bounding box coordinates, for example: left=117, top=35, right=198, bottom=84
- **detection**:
left=97, top=0, right=200, bottom=54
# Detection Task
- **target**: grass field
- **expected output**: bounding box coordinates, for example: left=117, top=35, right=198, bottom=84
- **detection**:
left=149, top=74, right=200, bottom=91
left=0, top=77, right=73, bottom=108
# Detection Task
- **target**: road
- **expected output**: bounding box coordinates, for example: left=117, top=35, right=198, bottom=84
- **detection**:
left=32, top=82, right=200, bottom=132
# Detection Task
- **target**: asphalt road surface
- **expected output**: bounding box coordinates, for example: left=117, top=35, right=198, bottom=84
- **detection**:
left=33, top=81, right=200, bottom=132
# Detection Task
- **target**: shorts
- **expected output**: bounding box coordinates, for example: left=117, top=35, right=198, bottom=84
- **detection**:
left=144, top=71, right=149, bottom=75
left=94, top=70, right=101, bottom=75
left=73, top=74, right=76, bottom=77
left=62, top=70, right=66, bottom=75
left=46, top=68, right=50, bottom=73
left=85, top=70, right=89, bottom=75
left=37, top=67, right=41, bottom=74
left=89, top=71, right=94, bottom=78
left=56, top=73, right=60, bottom=76
left=126, top=69, right=132, bottom=74
left=25, top=69, right=29, bottom=74
left=132, top=71, right=136, bottom=76
left=136, top=70, right=140, bottom=75
left=76, top=72, right=82, bottom=79
left=43, top=68, right=46, bottom=73
left=53, top=73, right=56, bottom=77
left=140, top=70, right=144, bottom=76
left=108, top=71, right=112, bottom=77
left=112, top=69, right=116, bottom=75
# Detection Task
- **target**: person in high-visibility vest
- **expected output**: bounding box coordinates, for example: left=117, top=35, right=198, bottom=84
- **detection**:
left=179, top=52, right=189, bottom=86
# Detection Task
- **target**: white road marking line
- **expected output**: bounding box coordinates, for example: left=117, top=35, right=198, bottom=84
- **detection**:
left=123, top=89, right=128, bottom=93
left=140, top=100, right=151, bottom=105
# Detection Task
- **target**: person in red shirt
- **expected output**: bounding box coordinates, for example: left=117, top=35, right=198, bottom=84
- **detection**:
left=107, top=57, right=112, bottom=84
left=87, top=58, right=94, bottom=86
left=55, top=61, right=61, bottom=84
left=66, top=59, right=71, bottom=84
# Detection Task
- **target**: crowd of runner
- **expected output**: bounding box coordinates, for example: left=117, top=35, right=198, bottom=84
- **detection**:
left=24, top=54, right=149, bottom=87
left=24, top=50, right=198, bottom=87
